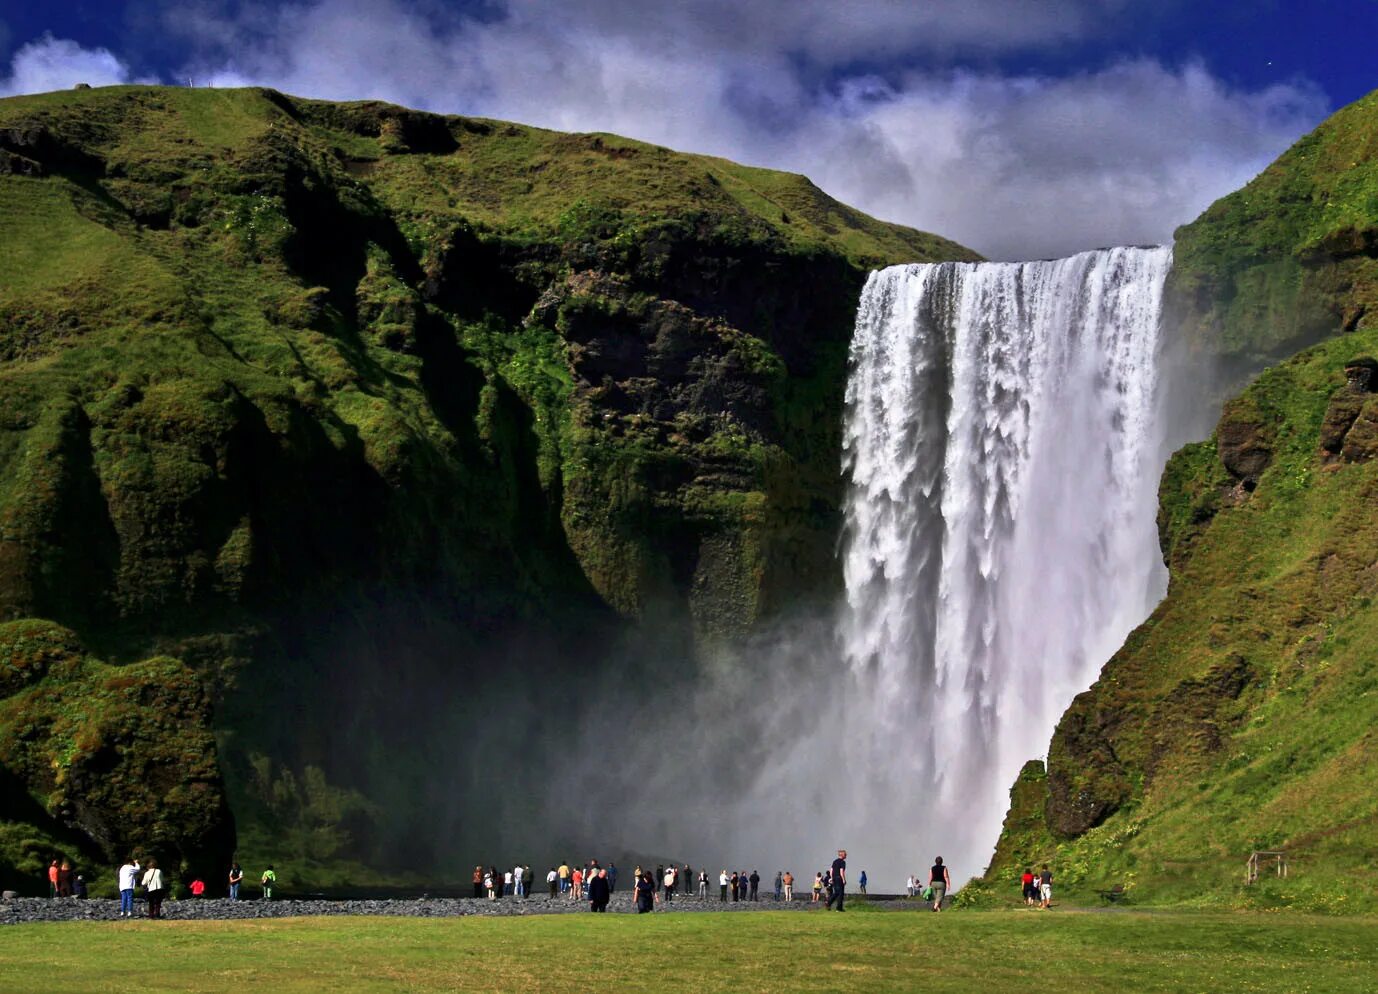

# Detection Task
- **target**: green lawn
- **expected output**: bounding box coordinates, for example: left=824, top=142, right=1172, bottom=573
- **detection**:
left=1, top=909, right=1373, bottom=993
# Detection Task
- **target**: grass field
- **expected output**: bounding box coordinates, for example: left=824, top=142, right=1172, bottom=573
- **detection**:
left=1, top=908, right=1373, bottom=993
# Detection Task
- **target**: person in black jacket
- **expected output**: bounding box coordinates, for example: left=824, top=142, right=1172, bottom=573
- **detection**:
left=634, top=871, right=655, bottom=913
left=587, top=869, right=611, bottom=912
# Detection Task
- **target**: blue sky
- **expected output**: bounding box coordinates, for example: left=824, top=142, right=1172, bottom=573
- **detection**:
left=0, top=1, right=1368, bottom=258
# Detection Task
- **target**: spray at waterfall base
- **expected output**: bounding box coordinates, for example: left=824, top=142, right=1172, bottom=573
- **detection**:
left=546, top=247, right=1179, bottom=891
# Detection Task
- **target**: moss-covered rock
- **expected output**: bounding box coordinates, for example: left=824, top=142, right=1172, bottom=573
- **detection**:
left=0, top=623, right=231, bottom=885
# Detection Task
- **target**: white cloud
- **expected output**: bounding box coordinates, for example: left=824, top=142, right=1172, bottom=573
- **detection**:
left=0, top=3, right=1331, bottom=259
left=0, top=34, right=146, bottom=97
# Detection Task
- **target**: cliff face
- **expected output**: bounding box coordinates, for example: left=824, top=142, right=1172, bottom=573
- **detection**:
left=982, top=90, right=1378, bottom=913
left=0, top=85, right=974, bottom=889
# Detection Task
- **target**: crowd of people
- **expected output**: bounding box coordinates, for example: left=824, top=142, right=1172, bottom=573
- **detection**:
left=38, top=848, right=1049, bottom=914
left=39, top=856, right=279, bottom=917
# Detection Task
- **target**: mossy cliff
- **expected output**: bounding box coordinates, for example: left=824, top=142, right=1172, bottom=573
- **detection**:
left=983, top=91, right=1378, bottom=913
left=0, top=85, right=974, bottom=890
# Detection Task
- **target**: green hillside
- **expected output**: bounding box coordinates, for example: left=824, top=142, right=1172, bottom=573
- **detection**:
left=0, top=84, right=975, bottom=893
left=981, top=91, right=1378, bottom=914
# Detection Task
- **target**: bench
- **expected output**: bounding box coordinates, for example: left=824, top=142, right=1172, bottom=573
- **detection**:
left=1097, top=884, right=1127, bottom=904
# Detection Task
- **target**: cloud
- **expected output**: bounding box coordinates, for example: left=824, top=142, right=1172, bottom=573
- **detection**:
left=1, top=2, right=1331, bottom=259
left=0, top=34, right=146, bottom=97
left=801, top=61, right=1328, bottom=259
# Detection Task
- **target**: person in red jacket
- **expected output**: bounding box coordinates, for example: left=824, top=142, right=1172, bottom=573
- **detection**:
left=190, top=879, right=206, bottom=898
left=47, top=860, right=59, bottom=899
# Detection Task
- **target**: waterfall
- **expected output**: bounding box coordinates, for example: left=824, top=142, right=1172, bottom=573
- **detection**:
left=839, top=246, right=1173, bottom=883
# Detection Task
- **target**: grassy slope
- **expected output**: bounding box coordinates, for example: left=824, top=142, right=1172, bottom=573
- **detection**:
left=983, top=89, right=1378, bottom=913
left=1167, top=86, right=1378, bottom=378
left=0, top=85, right=973, bottom=890
left=1, top=911, right=1375, bottom=994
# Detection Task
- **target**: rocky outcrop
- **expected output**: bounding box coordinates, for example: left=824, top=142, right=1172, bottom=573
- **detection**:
left=1321, top=357, right=1378, bottom=461
left=1216, top=397, right=1275, bottom=488
left=0, top=622, right=233, bottom=881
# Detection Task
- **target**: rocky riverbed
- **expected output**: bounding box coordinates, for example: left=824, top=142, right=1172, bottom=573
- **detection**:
left=2, top=893, right=924, bottom=924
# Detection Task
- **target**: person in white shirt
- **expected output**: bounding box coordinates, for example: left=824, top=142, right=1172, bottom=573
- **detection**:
left=546, top=867, right=558, bottom=898
left=503, top=870, right=512, bottom=896
left=719, top=870, right=729, bottom=902
left=906, top=874, right=916, bottom=898
left=117, top=858, right=140, bottom=918
left=513, top=865, right=525, bottom=898
left=141, top=859, right=166, bottom=919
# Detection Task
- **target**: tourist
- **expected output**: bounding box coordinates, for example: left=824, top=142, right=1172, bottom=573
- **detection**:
left=907, top=874, right=916, bottom=898
left=827, top=849, right=847, bottom=911
left=547, top=867, right=558, bottom=897
left=663, top=866, right=675, bottom=902
left=558, top=861, right=570, bottom=894
left=484, top=868, right=495, bottom=900
left=47, top=860, right=58, bottom=898
left=571, top=866, right=583, bottom=900
left=719, top=869, right=728, bottom=901
left=749, top=870, right=760, bottom=901
left=142, top=859, right=166, bottom=919
left=490, top=865, right=501, bottom=900
left=812, top=872, right=823, bottom=902
left=1039, top=865, right=1053, bottom=909
left=73, top=875, right=87, bottom=899
left=117, top=857, right=140, bottom=918
left=523, top=865, right=534, bottom=897
left=782, top=870, right=794, bottom=902
left=929, top=857, right=951, bottom=912
left=588, top=868, right=611, bottom=912
left=699, top=869, right=709, bottom=898
left=682, top=865, right=692, bottom=895
left=229, top=862, right=244, bottom=901
left=609, top=863, right=618, bottom=892
left=190, top=879, right=206, bottom=898
left=773, top=871, right=783, bottom=901
left=503, top=869, right=513, bottom=896
left=261, top=865, right=277, bottom=901
left=57, top=860, right=74, bottom=897
left=635, top=871, right=655, bottom=913
left=473, top=865, right=484, bottom=899
left=730, top=871, right=740, bottom=902
left=1021, top=867, right=1036, bottom=906
left=859, top=870, right=867, bottom=896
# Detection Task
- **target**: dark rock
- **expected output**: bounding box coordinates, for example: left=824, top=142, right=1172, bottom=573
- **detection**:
left=0, top=149, right=43, bottom=177
left=0, top=124, right=104, bottom=176
left=1320, top=392, right=1366, bottom=453
left=1044, top=690, right=1131, bottom=837
left=1341, top=304, right=1367, bottom=333
left=1300, top=225, right=1378, bottom=262
left=1216, top=409, right=1274, bottom=486
left=1340, top=396, right=1378, bottom=462
left=1343, top=356, right=1378, bottom=392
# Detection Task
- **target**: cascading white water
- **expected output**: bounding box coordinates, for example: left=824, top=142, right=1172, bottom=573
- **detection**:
left=839, top=246, right=1173, bottom=884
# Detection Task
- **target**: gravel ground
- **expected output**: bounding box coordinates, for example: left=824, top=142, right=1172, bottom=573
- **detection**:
left=2, top=893, right=921, bottom=925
